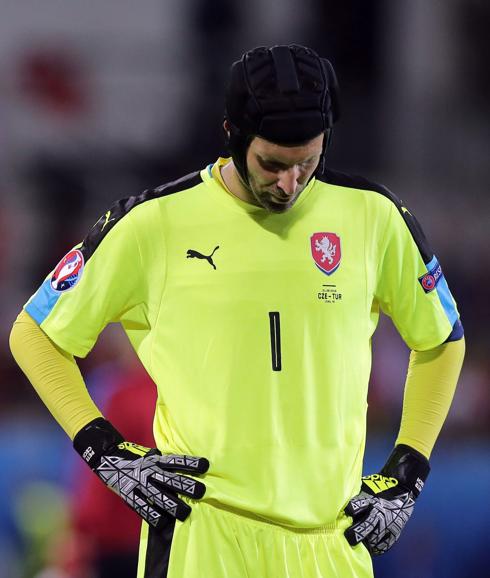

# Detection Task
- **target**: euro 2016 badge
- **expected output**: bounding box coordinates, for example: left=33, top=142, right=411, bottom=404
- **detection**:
left=50, top=249, right=84, bottom=292
left=310, top=232, right=341, bottom=275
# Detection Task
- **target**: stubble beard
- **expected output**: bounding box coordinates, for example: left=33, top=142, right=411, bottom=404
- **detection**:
left=246, top=172, right=300, bottom=213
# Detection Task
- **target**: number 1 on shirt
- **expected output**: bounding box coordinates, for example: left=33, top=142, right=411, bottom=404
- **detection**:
left=269, top=312, right=282, bottom=371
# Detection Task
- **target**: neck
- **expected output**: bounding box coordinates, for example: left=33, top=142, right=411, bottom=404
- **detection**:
left=220, top=161, right=258, bottom=206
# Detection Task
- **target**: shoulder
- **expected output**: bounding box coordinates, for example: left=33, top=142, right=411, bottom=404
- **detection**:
left=315, top=167, right=433, bottom=262
left=316, top=167, right=403, bottom=209
left=81, top=171, right=204, bottom=260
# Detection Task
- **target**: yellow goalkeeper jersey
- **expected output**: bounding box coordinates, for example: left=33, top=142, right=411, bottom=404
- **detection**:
left=25, top=158, right=460, bottom=527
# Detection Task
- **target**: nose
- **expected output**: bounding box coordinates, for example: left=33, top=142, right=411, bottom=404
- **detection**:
left=277, top=166, right=301, bottom=196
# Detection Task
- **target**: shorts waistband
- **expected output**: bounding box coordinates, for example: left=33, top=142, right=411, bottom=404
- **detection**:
left=201, top=500, right=351, bottom=536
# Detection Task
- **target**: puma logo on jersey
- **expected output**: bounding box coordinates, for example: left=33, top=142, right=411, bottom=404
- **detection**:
left=101, top=211, right=116, bottom=231
left=186, top=246, right=219, bottom=270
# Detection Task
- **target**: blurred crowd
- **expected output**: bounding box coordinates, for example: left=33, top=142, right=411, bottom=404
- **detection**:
left=1, top=1, right=489, bottom=577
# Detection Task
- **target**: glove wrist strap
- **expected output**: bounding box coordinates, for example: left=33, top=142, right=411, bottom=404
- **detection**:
left=381, top=444, right=430, bottom=497
left=73, top=417, right=124, bottom=469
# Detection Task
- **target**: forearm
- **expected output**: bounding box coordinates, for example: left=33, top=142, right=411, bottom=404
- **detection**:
left=9, top=309, right=102, bottom=440
left=396, top=337, right=465, bottom=459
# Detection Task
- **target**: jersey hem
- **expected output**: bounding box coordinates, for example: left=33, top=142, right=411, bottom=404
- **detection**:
left=406, top=327, right=453, bottom=352
left=38, top=322, right=92, bottom=358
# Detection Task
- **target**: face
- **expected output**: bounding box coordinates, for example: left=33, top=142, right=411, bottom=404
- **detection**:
left=244, top=133, right=324, bottom=213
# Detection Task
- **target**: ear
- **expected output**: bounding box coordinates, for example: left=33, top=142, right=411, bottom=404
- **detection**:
left=223, top=118, right=231, bottom=136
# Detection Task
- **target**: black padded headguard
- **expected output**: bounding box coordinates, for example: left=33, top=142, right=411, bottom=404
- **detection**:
left=224, top=44, right=340, bottom=184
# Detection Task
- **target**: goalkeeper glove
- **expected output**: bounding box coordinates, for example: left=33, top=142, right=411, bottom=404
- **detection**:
left=73, top=417, right=209, bottom=529
left=344, top=444, right=430, bottom=556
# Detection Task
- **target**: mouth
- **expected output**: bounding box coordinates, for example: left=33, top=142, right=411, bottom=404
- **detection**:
left=269, top=194, right=292, bottom=204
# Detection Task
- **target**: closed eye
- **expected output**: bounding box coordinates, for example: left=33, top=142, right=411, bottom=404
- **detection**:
left=257, top=155, right=317, bottom=173
left=258, top=158, right=287, bottom=172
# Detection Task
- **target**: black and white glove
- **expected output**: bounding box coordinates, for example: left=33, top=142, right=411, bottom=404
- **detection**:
left=73, top=417, right=209, bottom=529
left=344, top=444, right=430, bottom=556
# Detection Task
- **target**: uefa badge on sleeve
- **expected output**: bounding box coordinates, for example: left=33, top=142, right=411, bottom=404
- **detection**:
left=50, top=249, right=85, bottom=292
left=310, top=232, right=341, bottom=275
left=418, top=261, right=443, bottom=293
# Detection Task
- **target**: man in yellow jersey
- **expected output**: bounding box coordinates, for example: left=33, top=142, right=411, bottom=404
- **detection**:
left=10, top=45, right=464, bottom=578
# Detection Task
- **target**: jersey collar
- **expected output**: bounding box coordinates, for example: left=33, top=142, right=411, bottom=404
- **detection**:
left=201, top=157, right=316, bottom=215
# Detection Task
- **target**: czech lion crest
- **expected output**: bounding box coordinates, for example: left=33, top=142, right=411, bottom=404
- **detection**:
left=310, top=232, right=341, bottom=275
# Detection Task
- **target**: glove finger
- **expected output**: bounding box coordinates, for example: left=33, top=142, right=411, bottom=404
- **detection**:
left=344, top=492, right=375, bottom=518
left=156, top=454, right=209, bottom=474
left=151, top=470, right=206, bottom=499
left=344, top=508, right=379, bottom=546
left=368, top=531, right=396, bottom=557
left=125, top=487, right=168, bottom=528
left=138, top=484, right=192, bottom=522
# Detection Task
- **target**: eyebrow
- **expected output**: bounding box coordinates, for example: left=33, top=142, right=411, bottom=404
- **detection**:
left=257, top=154, right=316, bottom=168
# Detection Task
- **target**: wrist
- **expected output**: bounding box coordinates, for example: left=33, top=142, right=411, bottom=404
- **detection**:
left=73, top=417, right=124, bottom=469
left=381, top=444, right=430, bottom=497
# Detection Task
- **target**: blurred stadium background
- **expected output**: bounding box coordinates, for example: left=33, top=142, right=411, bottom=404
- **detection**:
left=1, top=1, right=489, bottom=577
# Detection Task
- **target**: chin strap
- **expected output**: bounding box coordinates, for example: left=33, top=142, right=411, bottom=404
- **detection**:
left=224, top=121, right=252, bottom=187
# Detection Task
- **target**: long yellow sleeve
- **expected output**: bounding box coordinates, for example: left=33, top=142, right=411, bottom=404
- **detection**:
left=395, top=337, right=465, bottom=459
left=9, top=309, right=103, bottom=440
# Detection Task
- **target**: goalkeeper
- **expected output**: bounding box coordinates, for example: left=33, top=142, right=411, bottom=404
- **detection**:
left=10, top=45, right=464, bottom=578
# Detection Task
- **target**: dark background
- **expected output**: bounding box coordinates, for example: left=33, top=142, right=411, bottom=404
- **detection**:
left=1, top=1, right=489, bottom=577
